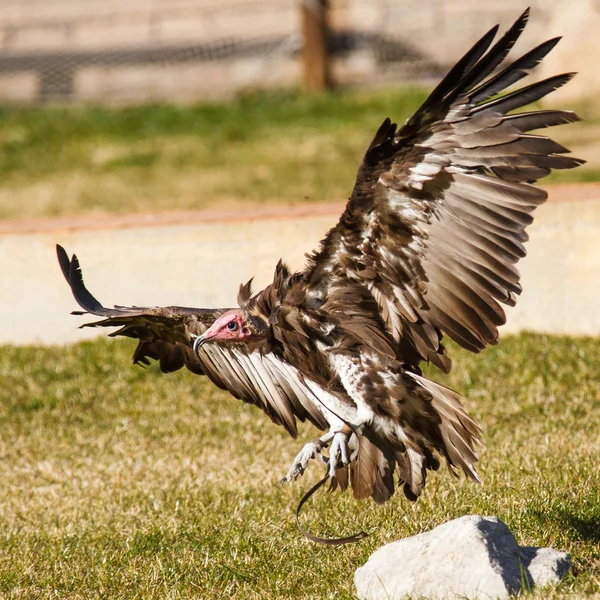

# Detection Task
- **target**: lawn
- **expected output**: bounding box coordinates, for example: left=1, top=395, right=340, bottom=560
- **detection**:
left=0, top=87, right=598, bottom=221
left=0, top=333, right=598, bottom=599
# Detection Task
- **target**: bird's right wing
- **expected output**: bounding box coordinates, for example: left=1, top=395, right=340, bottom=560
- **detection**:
left=57, top=245, right=327, bottom=437
left=303, top=9, right=583, bottom=372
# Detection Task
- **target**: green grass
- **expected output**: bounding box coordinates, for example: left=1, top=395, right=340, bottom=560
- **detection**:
left=0, top=333, right=599, bottom=598
left=0, top=88, right=597, bottom=221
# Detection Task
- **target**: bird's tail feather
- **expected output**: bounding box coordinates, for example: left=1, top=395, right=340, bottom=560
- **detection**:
left=330, top=432, right=397, bottom=505
left=407, top=372, right=482, bottom=483
left=331, top=371, right=481, bottom=503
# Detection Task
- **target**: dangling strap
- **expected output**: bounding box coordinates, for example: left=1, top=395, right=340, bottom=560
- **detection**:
left=295, top=474, right=368, bottom=546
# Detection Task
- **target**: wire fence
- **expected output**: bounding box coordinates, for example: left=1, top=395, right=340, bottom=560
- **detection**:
left=0, top=0, right=556, bottom=106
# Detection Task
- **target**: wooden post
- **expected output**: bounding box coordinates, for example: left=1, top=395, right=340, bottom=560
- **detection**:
left=300, top=0, right=332, bottom=92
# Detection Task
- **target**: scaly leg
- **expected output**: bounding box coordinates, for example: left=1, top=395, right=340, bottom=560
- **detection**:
left=280, top=430, right=335, bottom=484
left=326, top=424, right=359, bottom=478
left=280, top=424, right=361, bottom=484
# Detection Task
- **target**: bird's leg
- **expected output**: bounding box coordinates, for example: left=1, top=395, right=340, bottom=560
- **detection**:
left=280, top=423, right=362, bottom=484
left=280, top=430, right=336, bottom=484
left=326, top=423, right=359, bottom=479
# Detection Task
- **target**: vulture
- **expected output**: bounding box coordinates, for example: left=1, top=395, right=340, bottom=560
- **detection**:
left=58, top=9, right=583, bottom=513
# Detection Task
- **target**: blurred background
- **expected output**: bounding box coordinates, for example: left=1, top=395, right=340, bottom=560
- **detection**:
left=0, top=0, right=598, bottom=221
left=1, top=6, right=599, bottom=595
left=0, top=0, right=596, bottom=106
left=1, top=0, right=599, bottom=344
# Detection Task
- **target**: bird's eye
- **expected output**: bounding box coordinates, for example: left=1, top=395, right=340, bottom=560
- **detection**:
left=226, top=321, right=238, bottom=331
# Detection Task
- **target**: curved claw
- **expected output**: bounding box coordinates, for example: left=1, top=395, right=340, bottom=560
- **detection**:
left=327, top=431, right=359, bottom=478
left=281, top=430, right=360, bottom=485
left=281, top=440, right=325, bottom=484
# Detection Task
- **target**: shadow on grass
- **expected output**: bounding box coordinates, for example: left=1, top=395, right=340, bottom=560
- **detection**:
left=529, top=508, right=600, bottom=543
left=561, top=513, right=600, bottom=543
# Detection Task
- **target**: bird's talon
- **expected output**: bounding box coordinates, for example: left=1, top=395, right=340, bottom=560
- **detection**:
left=282, top=440, right=324, bottom=484
left=327, top=430, right=354, bottom=473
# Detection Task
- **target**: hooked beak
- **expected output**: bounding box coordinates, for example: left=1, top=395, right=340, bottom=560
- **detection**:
left=193, top=334, right=211, bottom=354
left=193, top=319, right=223, bottom=353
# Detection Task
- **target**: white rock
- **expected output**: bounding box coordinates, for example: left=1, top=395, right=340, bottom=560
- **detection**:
left=520, top=546, right=571, bottom=587
left=354, top=515, right=571, bottom=600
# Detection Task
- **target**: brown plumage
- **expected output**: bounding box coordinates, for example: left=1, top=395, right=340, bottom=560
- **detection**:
left=57, top=9, right=583, bottom=509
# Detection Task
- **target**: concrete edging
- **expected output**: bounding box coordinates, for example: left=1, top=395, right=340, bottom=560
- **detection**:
left=1, top=184, right=599, bottom=346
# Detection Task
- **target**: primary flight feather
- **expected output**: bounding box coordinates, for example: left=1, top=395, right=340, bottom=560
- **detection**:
left=58, top=8, right=583, bottom=509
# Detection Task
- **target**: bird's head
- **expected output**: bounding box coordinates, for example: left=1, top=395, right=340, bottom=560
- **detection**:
left=193, top=309, right=267, bottom=353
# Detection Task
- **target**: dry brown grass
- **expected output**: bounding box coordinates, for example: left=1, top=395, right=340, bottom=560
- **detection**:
left=0, top=333, right=599, bottom=598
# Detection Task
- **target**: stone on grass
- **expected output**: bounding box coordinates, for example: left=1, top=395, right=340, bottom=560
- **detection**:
left=354, top=515, right=571, bottom=600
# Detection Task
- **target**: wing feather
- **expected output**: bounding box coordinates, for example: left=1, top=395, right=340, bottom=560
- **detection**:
left=57, top=245, right=327, bottom=436
left=304, top=11, right=583, bottom=364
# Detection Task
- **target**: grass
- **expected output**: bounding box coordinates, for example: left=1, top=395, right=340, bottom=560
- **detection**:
left=0, top=333, right=598, bottom=598
left=0, top=87, right=598, bottom=221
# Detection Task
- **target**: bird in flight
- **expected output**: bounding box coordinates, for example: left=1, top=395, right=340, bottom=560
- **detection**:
left=58, top=8, right=582, bottom=512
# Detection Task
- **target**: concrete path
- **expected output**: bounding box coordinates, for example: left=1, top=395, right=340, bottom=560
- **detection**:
left=1, top=184, right=598, bottom=346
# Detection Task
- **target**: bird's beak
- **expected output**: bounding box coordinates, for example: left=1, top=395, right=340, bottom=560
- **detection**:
left=193, top=334, right=208, bottom=354
left=193, top=319, right=224, bottom=353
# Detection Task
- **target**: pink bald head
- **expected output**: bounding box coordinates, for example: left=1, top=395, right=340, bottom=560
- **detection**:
left=194, top=310, right=265, bottom=352
left=204, top=310, right=247, bottom=340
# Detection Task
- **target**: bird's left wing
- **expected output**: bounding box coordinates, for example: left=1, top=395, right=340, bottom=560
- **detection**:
left=57, top=245, right=327, bottom=436
left=304, top=9, right=583, bottom=371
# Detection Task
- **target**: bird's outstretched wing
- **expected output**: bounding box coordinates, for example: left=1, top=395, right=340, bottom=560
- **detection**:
left=57, top=245, right=327, bottom=436
left=304, top=8, right=583, bottom=371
